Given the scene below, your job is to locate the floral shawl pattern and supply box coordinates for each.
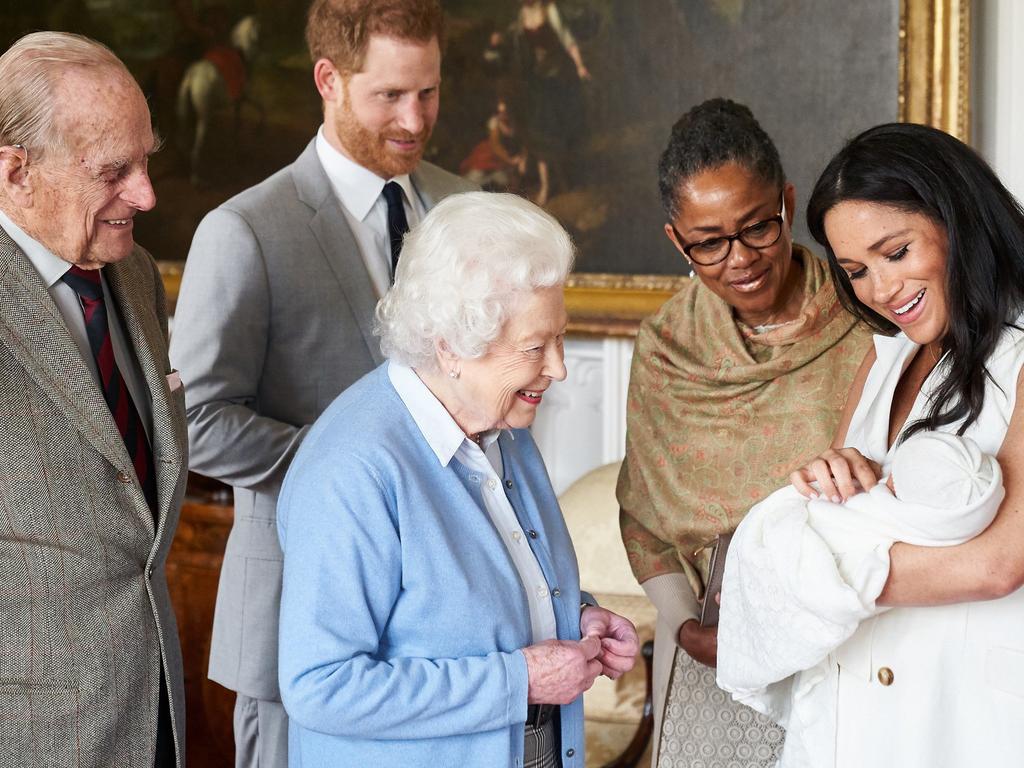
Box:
[617,246,874,596]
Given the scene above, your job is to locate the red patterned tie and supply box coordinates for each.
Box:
[61,265,158,517]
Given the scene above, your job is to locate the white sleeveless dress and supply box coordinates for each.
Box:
[823,326,1024,767]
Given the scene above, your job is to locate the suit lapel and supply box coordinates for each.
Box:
[410,163,445,211]
[105,252,186,533]
[0,229,132,480]
[293,142,385,366]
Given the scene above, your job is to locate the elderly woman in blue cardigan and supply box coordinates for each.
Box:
[276,191,639,768]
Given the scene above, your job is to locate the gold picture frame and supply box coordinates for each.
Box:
[566,0,971,337]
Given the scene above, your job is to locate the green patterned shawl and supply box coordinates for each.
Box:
[617,246,874,597]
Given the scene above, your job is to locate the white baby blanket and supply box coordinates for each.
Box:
[716,467,1004,767]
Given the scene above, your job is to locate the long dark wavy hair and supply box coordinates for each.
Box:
[807,122,1024,441]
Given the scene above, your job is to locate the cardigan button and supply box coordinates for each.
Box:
[527,529,538,539]
[116,471,132,484]
[551,588,561,597]
[505,479,513,488]
[565,748,575,758]
[877,667,895,686]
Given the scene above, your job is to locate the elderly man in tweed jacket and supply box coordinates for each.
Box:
[0,32,188,768]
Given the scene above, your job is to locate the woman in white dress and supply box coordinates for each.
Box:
[789,122,1024,767]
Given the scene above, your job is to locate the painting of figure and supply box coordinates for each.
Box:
[496,1,591,206]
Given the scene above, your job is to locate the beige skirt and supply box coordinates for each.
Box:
[657,647,785,767]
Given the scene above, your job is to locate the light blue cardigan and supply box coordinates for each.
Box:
[277,364,587,768]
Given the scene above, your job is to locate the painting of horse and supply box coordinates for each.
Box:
[176,14,262,186]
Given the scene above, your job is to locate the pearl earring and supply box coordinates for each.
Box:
[449,370,459,379]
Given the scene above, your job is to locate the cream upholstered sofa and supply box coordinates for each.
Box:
[560,462,656,768]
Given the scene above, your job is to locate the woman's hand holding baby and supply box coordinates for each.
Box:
[790,447,882,502]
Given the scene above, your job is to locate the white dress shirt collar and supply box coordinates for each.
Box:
[388,361,501,467]
[315,126,417,221]
[0,207,72,287]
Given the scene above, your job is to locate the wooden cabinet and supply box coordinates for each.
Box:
[165,476,236,767]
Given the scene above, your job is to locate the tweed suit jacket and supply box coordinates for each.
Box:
[0,227,189,768]
[169,140,476,700]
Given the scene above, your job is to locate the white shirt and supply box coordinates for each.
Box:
[315,126,426,298]
[0,208,152,440]
[388,361,558,642]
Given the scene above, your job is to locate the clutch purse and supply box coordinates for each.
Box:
[698,531,732,628]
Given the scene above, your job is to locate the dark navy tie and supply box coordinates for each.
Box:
[62,265,158,517]
[382,181,409,280]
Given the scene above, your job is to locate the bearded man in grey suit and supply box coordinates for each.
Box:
[169,1,475,765]
[0,32,188,768]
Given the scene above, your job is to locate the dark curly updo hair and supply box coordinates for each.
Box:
[658,98,785,221]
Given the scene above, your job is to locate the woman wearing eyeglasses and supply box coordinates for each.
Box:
[616,99,873,767]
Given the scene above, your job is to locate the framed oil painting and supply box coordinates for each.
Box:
[1,0,969,332]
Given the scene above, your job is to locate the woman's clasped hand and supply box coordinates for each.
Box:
[522,636,602,706]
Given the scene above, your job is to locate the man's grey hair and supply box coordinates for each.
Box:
[0,31,130,161]
[375,191,575,371]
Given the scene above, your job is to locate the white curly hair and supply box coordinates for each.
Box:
[375,191,575,371]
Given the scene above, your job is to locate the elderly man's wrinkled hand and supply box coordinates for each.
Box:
[579,605,640,679]
[522,636,603,705]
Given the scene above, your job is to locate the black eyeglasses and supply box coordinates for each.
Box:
[671,194,786,267]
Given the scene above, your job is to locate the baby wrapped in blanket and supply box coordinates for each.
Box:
[716,431,1003,768]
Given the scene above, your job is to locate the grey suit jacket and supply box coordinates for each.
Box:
[0,229,189,767]
[169,141,475,699]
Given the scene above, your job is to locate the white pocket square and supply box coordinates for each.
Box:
[166,370,183,392]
